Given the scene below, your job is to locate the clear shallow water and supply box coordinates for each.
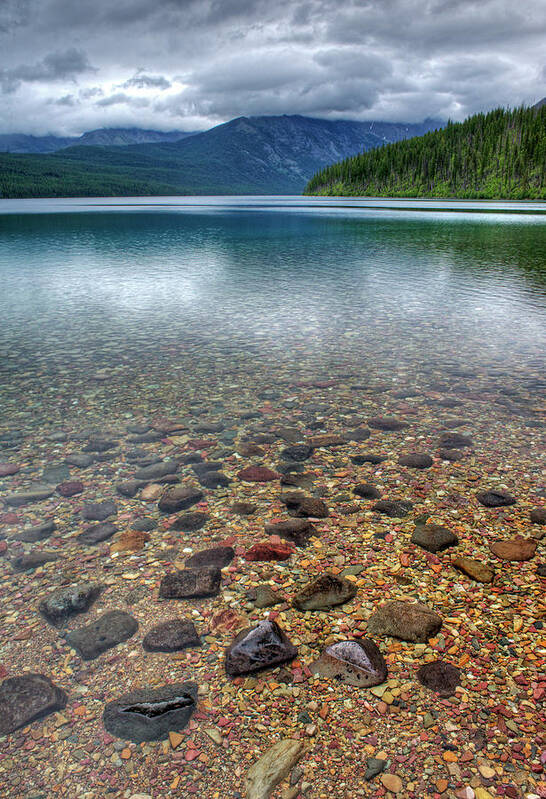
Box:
[0,196,545,425]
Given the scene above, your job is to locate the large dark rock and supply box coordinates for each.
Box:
[66,610,138,660]
[530,507,546,525]
[439,432,473,448]
[280,445,314,461]
[225,620,297,676]
[231,501,257,516]
[158,485,203,513]
[353,483,381,500]
[11,551,59,571]
[57,480,84,497]
[116,480,145,498]
[185,546,235,569]
[476,490,516,508]
[170,511,209,532]
[196,471,230,489]
[264,519,317,546]
[103,682,197,743]
[12,520,56,543]
[159,567,221,599]
[310,639,387,687]
[142,619,200,652]
[398,453,433,469]
[39,582,103,626]
[83,438,118,453]
[237,466,279,482]
[286,495,329,518]
[411,523,458,553]
[4,486,55,507]
[81,501,117,521]
[0,674,67,735]
[368,416,408,431]
[344,427,371,442]
[134,461,178,481]
[368,600,442,643]
[417,660,461,696]
[77,522,117,545]
[293,573,357,611]
[372,499,413,518]
[351,454,387,465]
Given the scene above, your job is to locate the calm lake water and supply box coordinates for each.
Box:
[1,197,545,425]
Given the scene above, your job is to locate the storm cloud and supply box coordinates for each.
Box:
[0,0,543,134]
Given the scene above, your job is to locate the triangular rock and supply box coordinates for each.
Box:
[225,620,297,676]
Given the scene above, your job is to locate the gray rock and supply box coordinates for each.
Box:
[365,758,387,781]
[41,463,70,484]
[159,567,221,598]
[4,486,55,507]
[372,499,413,518]
[225,620,297,676]
[280,445,314,461]
[293,573,357,611]
[64,453,94,469]
[66,610,138,660]
[81,501,117,521]
[39,582,103,626]
[196,471,230,489]
[417,660,461,696]
[102,682,197,743]
[264,519,317,546]
[170,512,209,532]
[11,551,59,571]
[131,518,156,532]
[142,619,200,652]
[439,432,473,448]
[353,483,381,500]
[253,584,283,608]
[116,480,145,498]
[185,546,234,569]
[398,453,433,469]
[82,438,118,453]
[77,522,117,545]
[12,520,56,543]
[368,600,442,643]
[0,674,67,735]
[310,638,387,687]
[158,485,203,514]
[411,523,458,553]
[134,461,178,481]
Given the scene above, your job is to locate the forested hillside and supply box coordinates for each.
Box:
[305,106,546,199]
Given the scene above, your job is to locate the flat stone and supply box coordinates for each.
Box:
[39,582,103,627]
[344,427,371,442]
[231,501,257,516]
[452,555,494,583]
[245,738,307,799]
[159,567,221,598]
[4,486,55,507]
[264,519,317,546]
[372,499,413,517]
[280,445,314,461]
[66,610,138,660]
[369,416,408,431]
[530,507,546,525]
[237,466,279,482]
[12,520,56,543]
[185,546,235,569]
[0,463,20,477]
[0,674,68,735]
[11,550,59,571]
[64,453,94,468]
[293,573,357,611]
[225,620,297,676]
[253,584,283,608]
[142,619,200,652]
[351,454,387,465]
[82,438,118,452]
[310,638,387,687]
[81,501,117,521]
[439,433,473,448]
[158,485,203,513]
[57,480,84,497]
[78,522,117,545]
[103,682,197,743]
[380,774,403,794]
[477,490,516,507]
[116,480,145,498]
[398,453,433,469]
[134,461,178,481]
[110,530,150,554]
[286,496,329,518]
[131,518,156,532]
[244,542,294,561]
[196,470,230,488]
[368,600,442,642]
[438,448,464,461]
[41,463,71,483]
[411,522,458,553]
[417,660,461,696]
[353,483,381,499]
[169,511,209,532]
[489,538,537,561]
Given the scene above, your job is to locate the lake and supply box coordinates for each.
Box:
[0,197,544,798]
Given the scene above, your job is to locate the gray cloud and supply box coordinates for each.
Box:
[0,0,544,134]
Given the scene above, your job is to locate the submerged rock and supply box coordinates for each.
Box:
[489,538,537,561]
[225,620,297,676]
[237,466,279,482]
[369,416,408,431]
[159,567,221,598]
[81,501,117,521]
[353,483,381,500]
[439,432,473,448]
[452,555,494,583]
[253,584,283,608]
[158,485,203,513]
[411,522,458,553]
[244,542,294,561]
[39,582,103,626]
[530,507,546,525]
[264,519,317,546]
[4,486,55,507]
[477,490,516,507]
[286,495,329,518]
[245,738,308,799]
[280,445,314,461]
[368,600,442,642]
[142,619,200,652]
[66,610,138,660]
[12,519,56,543]
[293,573,357,611]
[351,454,387,465]
[372,499,413,518]
[231,501,257,516]
[417,660,461,696]
[310,638,387,687]
[170,511,209,531]
[134,461,178,481]
[0,674,68,735]
[11,550,59,571]
[103,682,197,743]
[185,546,235,569]
[78,522,117,545]
[398,453,433,469]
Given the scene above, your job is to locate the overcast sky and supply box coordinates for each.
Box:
[0,0,544,135]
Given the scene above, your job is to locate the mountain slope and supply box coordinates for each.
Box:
[50,114,442,195]
[305,105,546,200]
[0,127,195,154]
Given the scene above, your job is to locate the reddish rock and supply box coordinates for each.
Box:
[237,466,279,482]
[110,530,150,554]
[0,464,20,477]
[489,538,537,561]
[0,541,8,555]
[57,481,84,497]
[244,542,294,561]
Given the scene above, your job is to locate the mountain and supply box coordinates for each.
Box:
[0,127,196,154]
[533,98,546,110]
[18,114,441,196]
[305,105,546,200]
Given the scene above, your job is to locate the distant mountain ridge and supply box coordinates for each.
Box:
[0,127,196,154]
[0,113,443,197]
